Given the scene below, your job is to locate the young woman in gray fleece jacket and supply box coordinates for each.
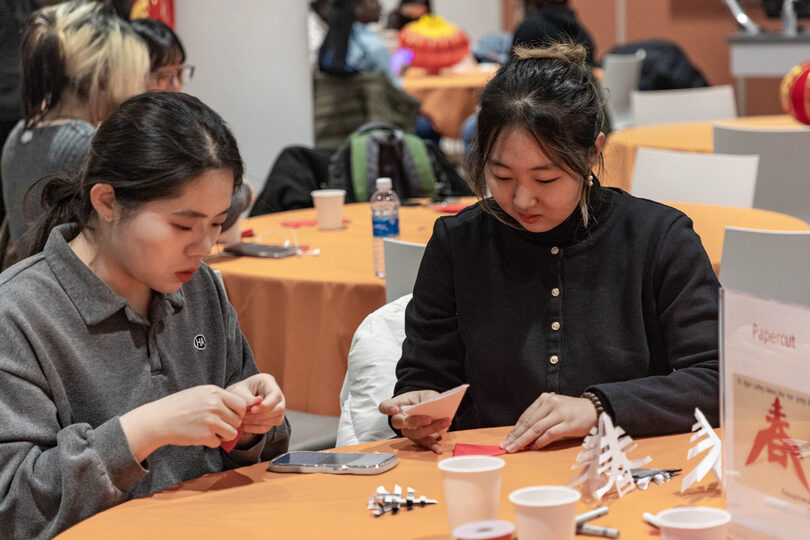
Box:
[0,91,290,539]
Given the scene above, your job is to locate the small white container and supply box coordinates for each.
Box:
[655,506,731,540]
[437,456,505,533]
[508,485,581,540]
[310,189,346,230]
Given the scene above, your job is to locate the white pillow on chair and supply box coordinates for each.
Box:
[336,294,412,446]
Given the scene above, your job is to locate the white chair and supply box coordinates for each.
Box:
[336,294,411,446]
[383,238,426,303]
[630,147,758,206]
[601,50,645,130]
[713,125,810,223]
[720,227,810,307]
[631,85,737,127]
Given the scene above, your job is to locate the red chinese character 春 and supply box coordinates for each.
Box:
[745,397,809,491]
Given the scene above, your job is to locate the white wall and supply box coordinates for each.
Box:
[433,0,502,44]
[175,0,313,189]
[381,0,503,44]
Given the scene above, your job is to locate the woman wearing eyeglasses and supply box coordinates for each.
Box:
[131,18,195,92]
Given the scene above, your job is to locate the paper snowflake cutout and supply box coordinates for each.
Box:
[569,413,652,499]
[681,408,722,492]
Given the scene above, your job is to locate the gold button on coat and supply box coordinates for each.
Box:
[551,321,560,331]
[549,355,559,364]
[551,246,560,255]
[551,287,560,297]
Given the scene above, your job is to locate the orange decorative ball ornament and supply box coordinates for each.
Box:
[398,15,470,74]
[780,61,810,125]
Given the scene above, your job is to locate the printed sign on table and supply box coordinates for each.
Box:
[721,289,810,539]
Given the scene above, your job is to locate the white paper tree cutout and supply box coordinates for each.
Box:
[681,407,722,492]
[569,413,652,499]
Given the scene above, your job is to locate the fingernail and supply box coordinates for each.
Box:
[499,441,509,449]
[505,444,517,453]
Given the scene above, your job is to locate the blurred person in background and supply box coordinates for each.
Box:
[319,0,390,81]
[0,0,42,244]
[132,17,193,92]
[513,0,595,66]
[1,0,149,252]
[385,0,431,31]
[309,0,332,70]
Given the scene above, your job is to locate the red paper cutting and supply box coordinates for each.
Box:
[433,203,472,214]
[453,443,507,457]
[221,397,263,453]
[281,218,351,228]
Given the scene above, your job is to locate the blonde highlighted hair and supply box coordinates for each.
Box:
[21,1,149,128]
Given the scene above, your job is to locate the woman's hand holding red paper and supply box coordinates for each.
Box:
[379,390,451,454]
[121,385,252,462]
[120,375,286,461]
[499,392,598,453]
[227,373,287,446]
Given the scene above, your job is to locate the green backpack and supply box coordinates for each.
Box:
[328,123,439,202]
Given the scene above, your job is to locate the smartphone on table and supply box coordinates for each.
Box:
[223,243,297,258]
[267,451,398,475]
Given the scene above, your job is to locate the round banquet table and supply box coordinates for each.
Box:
[602,114,808,193]
[56,427,725,540]
[206,201,809,417]
[402,66,496,139]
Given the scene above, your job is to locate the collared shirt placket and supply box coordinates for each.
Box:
[546,245,563,392]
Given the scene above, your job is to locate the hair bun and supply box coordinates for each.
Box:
[513,42,588,67]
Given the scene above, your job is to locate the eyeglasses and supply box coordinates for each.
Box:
[150,64,195,88]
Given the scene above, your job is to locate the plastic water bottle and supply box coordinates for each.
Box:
[371,177,400,278]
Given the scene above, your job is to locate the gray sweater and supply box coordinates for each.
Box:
[1,120,94,243]
[0,225,290,539]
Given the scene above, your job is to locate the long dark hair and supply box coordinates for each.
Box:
[20,91,244,259]
[318,0,359,75]
[466,43,606,225]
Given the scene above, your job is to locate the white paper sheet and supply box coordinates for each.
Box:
[401,384,469,419]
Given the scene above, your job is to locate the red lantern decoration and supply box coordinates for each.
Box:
[398,15,470,74]
[130,0,175,28]
[780,60,810,125]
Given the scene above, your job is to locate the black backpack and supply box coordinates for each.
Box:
[608,40,709,90]
[328,123,469,202]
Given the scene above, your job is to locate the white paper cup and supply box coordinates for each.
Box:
[508,485,580,540]
[438,456,505,532]
[310,189,345,230]
[656,507,731,540]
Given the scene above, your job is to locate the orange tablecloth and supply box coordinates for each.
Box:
[602,115,806,192]
[57,427,724,539]
[208,202,808,417]
[402,66,495,138]
[668,202,810,275]
[207,203,449,416]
